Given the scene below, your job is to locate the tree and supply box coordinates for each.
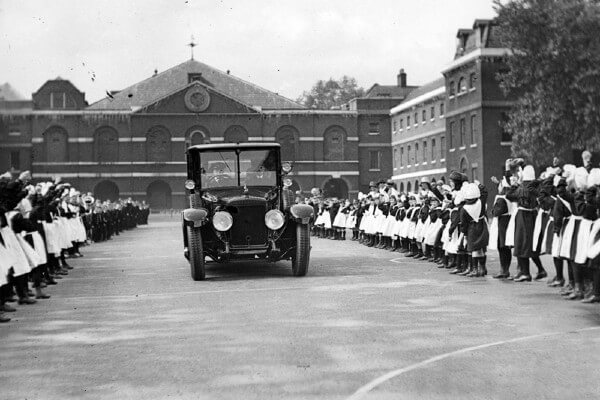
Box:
[296,76,365,109]
[494,0,600,165]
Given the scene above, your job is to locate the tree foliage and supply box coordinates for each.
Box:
[296,76,365,109]
[494,0,600,164]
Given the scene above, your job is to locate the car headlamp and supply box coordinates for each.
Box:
[212,211,233,232]
[265,209,285,230]
[184,180,195,190]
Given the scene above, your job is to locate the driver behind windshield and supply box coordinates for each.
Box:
[203,161,234,188]
[244,156,276,186]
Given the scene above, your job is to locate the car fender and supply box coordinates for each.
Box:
[289,204,314,224]
[182,208,208,227]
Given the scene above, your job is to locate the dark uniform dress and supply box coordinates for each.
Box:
[506,181,539,259]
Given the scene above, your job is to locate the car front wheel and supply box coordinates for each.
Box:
[292,223,310,277]
[187,226,206,281]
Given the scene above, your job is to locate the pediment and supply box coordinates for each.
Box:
[135,82,260,114]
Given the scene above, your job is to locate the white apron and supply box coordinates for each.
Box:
[1,226,32,277]
[42,221,62,255]
[587,219,600,260]
[504,201,519,247]
[574,218,593,264]
[16,234,43,268]
[559,216,577,260]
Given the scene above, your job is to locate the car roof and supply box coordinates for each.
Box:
[187,143,281,152]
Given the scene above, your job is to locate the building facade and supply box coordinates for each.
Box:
[442,19,513,197]
[0,61,412,208]
[390,78,446,192]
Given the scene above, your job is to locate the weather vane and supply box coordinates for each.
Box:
[188,35,197,60]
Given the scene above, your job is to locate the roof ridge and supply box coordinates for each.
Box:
[190,59,305,109]
[86,59,193,108]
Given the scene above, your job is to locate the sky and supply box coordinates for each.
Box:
[0,0,496,104]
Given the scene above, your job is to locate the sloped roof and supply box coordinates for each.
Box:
[88,59,305,111]
[401,77,445,103]
[364,83,417,99]
[0,83,25,101]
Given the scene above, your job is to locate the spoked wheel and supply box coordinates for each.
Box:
[187,226,206,281]
[292,223,311,277]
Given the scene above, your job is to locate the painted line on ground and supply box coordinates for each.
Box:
[345,326,600,400]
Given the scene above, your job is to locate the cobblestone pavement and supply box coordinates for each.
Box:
[1,215,599,400]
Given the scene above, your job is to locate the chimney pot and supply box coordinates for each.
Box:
[397,69,407,87]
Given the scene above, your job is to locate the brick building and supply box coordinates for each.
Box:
[0,60,411,208]
[442,19,513,196]
[390,77,446,192]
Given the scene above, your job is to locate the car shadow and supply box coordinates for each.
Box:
[202,259,300,281]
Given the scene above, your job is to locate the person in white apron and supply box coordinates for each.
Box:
[460,183,490,277]
[436,193,452,268]
[333,199,350,240]
[488,178,514,278]
[546,177,570,288]
[446,171,469,275]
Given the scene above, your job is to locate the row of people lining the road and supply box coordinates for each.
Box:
[306,151,600,303]
[0,171,150,323]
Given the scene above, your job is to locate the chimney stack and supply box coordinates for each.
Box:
[398,69,407,87]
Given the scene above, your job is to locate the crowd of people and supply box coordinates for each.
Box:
[0,171,150,323]
[306,151,600,304]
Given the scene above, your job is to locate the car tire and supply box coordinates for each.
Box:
[292,223,310,277]
[187,225,206,281]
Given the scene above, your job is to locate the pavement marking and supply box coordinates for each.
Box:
[345,325,600,400]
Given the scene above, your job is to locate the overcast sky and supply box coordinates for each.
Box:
[0,0,496,103]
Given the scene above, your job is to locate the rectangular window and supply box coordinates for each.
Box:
[422,110,426,123]
[10,151,20,170]
[400,119,403,129]
[460,118,466,146]
[431,138,436,160]
[501,112,512,142]
[470,114,476,144]
[50,92,66,109]
[368,122,380,135]
[423,141,427,162]
[440,136,446,155]
[393,120,397,134]
[449,82,455,96]
[430,106,435,120]
[393,148,398,169]
[415,142,419,164]
[472,167,478,181]
[407,116,411,128]
[407,145,411,164]
[449,121,455,148]
[414,112,418,125]
[400,147,404,166]
[369,150,381,170]
[440,102,445,116]
[469,72,476,89]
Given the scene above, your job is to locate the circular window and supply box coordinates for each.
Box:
[184,86,211,112]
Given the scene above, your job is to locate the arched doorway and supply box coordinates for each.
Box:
[146,180,172,209]
[146,126,171,162]
[43,126,68,162]
[94,180,119,202]
[275,125,299,162]
[95,126,119,162]
[323,125,346,161]
[322,178,348,199]
[224,125,248,143]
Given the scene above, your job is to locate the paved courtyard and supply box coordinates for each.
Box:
[1,215,599,400]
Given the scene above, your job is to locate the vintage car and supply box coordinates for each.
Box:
[181,143,314,280]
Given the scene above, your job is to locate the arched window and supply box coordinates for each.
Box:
[43,126,68,162]
[186,125,211,148]
[224,125,248,143]
[95,126,119,163]
[414,180,419,192]
[275,125,299,162]
[460,157,469,175]
[146,126,171,162]
[323,126,347,161]
[399,182,404,193]
[407,182,412,193]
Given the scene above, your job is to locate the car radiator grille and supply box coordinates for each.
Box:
[230,205,268,247]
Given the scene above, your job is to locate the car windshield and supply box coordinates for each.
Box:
[200,149,278,188]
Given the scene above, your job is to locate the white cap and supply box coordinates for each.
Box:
[574,167,589,190]
[588,168,600,187]
[522,165,536,181]
[463,182,481,200]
